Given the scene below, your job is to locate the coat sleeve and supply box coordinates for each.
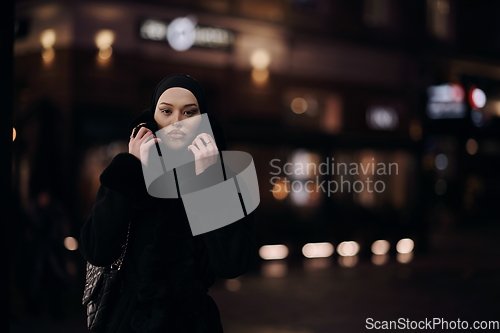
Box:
[194,161,259,280]
[201,211,258,279]
[79,152,152,266]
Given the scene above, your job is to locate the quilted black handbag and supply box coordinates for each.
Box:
[82,221,131,332]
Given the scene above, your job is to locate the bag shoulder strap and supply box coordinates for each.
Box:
[111,220,131,270]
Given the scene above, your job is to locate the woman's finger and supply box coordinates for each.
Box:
[187,145,199,156]
[200,133,217,151]
[131,123,146,137]
[141,137,159,150]
[193,137,207,153]
[195,133,217,150]
[140,131,155,143]
[135,126,151,140]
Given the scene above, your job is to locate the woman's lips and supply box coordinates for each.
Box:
[169,133,185,139]
[168,130,186,139]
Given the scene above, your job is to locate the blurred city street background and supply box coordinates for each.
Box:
[9,0,500,332]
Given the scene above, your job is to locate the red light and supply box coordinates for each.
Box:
[469,85,486,109]
[450,83,465,103]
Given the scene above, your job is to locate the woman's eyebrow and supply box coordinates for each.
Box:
[159,102,198,107]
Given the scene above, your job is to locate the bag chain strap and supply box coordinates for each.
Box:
[111,221,131,270]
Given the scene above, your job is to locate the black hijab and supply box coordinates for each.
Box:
[127,74,227,151]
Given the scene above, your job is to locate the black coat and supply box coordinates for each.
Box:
[79,146,258,332]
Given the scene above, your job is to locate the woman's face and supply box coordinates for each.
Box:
[154,87,202,150]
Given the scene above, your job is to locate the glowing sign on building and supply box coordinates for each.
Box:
[426,83,466,119]
[139,17,235,51]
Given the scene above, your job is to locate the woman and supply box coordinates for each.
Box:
[79,74,257,333]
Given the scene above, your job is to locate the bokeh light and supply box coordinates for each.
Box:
[434,154,448,170]
[466,138,478,155]
[95,30,115,49]
[272,177,289,200]
[338,255,358,268]
[291,97,308,114]
[303,257,331,270]
[371,240,390,255]
[396,238,414,254]
[302,242,334,258]
[372,254,389,266]
[250,49,271,70]
[259,244,289,260]
[337,241,360,257]
[64,237,78,251]
[40,29,56,48]
[397,252,413,264]
[261,261,287,278]
[99,45,113,60]
[470,87,486,109]
[251,68,269,85]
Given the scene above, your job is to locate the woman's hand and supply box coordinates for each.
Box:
[129,123,161,167]
[187,133,218,175]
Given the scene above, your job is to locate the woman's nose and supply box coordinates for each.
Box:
[171,113,182,126]
[172,118,183,127]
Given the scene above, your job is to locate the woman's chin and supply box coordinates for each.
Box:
[163,141,188,152]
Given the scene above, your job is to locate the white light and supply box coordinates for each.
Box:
[259,244,289,260]
[366,106,399,130]
[250,49,271,70]
[140,20,168,41]
[434,154,448,170]
[471,88,486,109]
[167,16,197,51]
[371,240,390,255]
[40,29,56,48]
[95,30,115,48]
[195,27,230,46]
[396,238,414,254]
[290,184,309,206]
[337,241,360,257]
[64,237,78,251]
[302,242,334,258]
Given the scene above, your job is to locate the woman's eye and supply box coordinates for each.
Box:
[160,109,171,114]
[185,110,197,116]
